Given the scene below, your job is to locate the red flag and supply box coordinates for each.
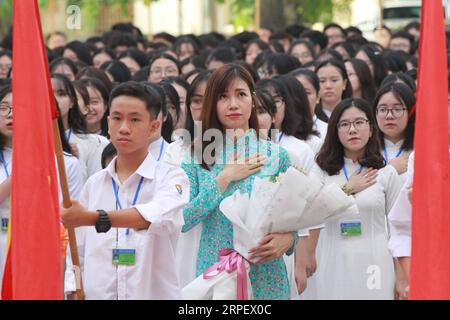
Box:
[410,0,450,299]
[2,0,62,299]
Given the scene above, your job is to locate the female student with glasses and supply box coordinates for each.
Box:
[373,83,416,181]
[299,98,402,300]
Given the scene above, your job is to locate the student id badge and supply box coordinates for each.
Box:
[112,249,136,266]
[340,220,362,237]
[1,217,8,233]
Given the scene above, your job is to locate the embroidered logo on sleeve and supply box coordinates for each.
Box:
[175,184,183,195]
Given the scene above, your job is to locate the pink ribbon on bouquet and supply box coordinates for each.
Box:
[203,249,249,300]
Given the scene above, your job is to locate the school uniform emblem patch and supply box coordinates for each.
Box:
[175,184,183,195]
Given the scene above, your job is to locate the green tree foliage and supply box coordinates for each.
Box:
[0,0,12,36]
[221,0,353,31]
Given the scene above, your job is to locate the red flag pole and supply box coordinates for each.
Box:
[52,120,85,300]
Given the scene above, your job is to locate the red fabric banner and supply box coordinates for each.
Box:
[410,0,450,300]
[2,0,62,299]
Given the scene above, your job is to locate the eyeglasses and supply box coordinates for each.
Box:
[376,106,407,118]
[150,67,178,76]
[0,103,12,117]
[337,118,369,132]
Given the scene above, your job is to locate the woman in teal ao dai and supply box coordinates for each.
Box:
[181,64,297,300]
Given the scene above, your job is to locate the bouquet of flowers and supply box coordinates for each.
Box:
[182,167,358,300]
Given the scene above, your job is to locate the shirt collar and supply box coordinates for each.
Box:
[343,157,360,166]
[384,138,404,148]
[148,137,167,160]
[106,152,157,183]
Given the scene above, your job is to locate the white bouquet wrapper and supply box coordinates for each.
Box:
[182,167,358,300]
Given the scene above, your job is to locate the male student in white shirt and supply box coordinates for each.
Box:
[61,81,190,300]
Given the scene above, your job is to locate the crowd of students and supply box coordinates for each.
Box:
[0,20,449,300]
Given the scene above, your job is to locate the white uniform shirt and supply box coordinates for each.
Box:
[148,137,169,162]
[304,160,402,299]
[275,133,315,174]
[305,134,324,155]
[313,115,328,140]
[59,152,85,201]
[163,139,188,167]
[382,138,412,184]
[388,152,414,257]
[162,139,203,287]
[66,131,109,178]
[275,134,315,300]
[64,152,190,300]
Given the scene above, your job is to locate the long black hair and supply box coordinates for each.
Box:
[184,70,212,144]
[273,75,319,139]
[51,74,88,135]
[159,80,180,140]
[100,60,131,83]
[80,77,110,137]
[315,59,353,122]
[346,58,377,104]
[357,44,388,89]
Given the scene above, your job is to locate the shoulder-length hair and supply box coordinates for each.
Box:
[373,82,416,151]
[347,58,377,104]
[196,63,260,170]
[314,58,353,122]
[316,98,385,176]
[51,74,88,135]
[357,44,388,89]
[290,68,320,94]
[80,77,110,137]
[184,70,212,143]
[272,75,319,139]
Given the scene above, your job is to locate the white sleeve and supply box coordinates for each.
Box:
[64,183,89,294]
[134,167,190,236]
[64,155,86,200]
[388,157,414,258]
[297,163,327,234]
[297,142,315,174]
[387,185,412,257]
[405,152,414,187]
[86,136,109,178]
[384,165,403,214]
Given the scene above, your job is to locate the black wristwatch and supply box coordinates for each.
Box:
[95,210,112,233]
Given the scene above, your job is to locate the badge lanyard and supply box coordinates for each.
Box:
[341,163,363,236]
[0,151,9,178]
[66,128,72,142]
[343,163,363,181]
[156,139,164,161]
[112,176,144,236]
[383,146,403,163]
